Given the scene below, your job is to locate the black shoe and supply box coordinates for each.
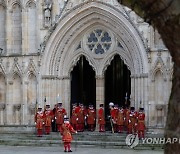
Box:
[68,150,72,152]
[64,150,67,152]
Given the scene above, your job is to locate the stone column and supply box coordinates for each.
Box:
[22,81,28,125]
[6,9,12,54]
[130,75,135,107]
[134,76,138,109]
[62,76,71,116]
[22,9,28,54]
[6,81,13,124]
[95,75,105,131]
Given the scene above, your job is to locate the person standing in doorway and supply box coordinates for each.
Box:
[87,105,96,131]
[98,104,106,132]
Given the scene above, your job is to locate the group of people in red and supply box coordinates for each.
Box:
[35,103,67,137]
[35,101,145,152]
[108,102,145,139]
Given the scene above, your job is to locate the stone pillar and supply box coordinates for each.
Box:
[143,76,149,126]
[22,81,28,125]
[95,75,104,131]
[6,9,12,54]
[62,76,71,116]
[6,81,13,124]
[134,76,138,109]
[22,9,27,54]
[130,75,135,107]
[96,75,104,110]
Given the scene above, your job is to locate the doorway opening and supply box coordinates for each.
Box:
[105,54,131,129]
[70,56,96,113]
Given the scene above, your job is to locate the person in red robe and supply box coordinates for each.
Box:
[128,107,137,134]
[87,105,96,131]
[116,106,124,133]
[43,104,54,134]
[76,103,85,132]
[110,104,118,132]
[137,108,145,138]
[98,104,106,132]
[55,103,67,132]
[60,117,77,152]
[35,107,44,137]
[71,103,77,130]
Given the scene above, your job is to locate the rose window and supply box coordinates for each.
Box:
[87,29,112,54]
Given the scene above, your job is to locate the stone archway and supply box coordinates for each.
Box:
[41,1,149,116]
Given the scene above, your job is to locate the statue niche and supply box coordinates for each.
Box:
[43,0,52,28]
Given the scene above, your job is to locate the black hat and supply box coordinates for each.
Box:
[80,103,84,106]
[119,106,123,109]
[58,103,62,106]
[139,107,144,111]
[64,117,69,121]
[100,104,104,107]
[38,107,42,110]
[46,104,50,108]
[130,107,135,111]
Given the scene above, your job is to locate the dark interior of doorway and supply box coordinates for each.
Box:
[70,56,96,114]
[105,54,131,130]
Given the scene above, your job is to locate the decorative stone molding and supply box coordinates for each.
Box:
[150,56,167,82]
[62,76,70,80]
[95,75,104,80]
[13,104,21,111]
[41,2,149,78]
[42,75,57,79]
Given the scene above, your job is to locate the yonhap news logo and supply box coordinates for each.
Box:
[125,134,139,148]
[125,134,180,148]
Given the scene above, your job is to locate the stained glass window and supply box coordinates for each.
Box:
[87,29,112,54]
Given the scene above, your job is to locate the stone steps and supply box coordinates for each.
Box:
[0,132,164,150]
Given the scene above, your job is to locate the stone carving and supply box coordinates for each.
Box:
[0,104,5,110]
[43,0,52,28]
[13,104,21,111]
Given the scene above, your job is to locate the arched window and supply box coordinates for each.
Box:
[12,73,22,124]
[0,5,6,54]
[27,2,37,53]
[27,73,37,105]
[27,73,37,125]
[12,4,22,54]
[13,73,22,105]
[87,29,112,54]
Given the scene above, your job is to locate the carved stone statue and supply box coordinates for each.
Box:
[44,0,52,28]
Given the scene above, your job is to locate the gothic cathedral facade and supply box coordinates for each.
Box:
[0,0,173,132]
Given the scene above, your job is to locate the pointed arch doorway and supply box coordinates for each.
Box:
[105,55,131,117]
[70,56,96,111]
